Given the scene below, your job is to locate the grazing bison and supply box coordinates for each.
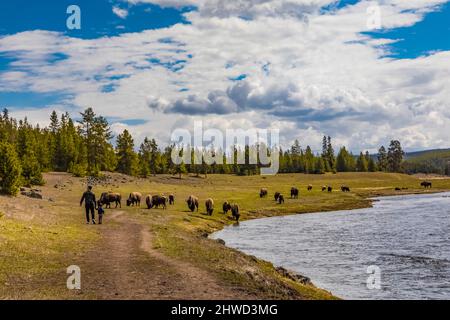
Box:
[230,204,240,222]
[223,201,230,214]
[341,186,351,192]
[307,185,313,191]
[278,194,285,204]
[169,194,175,205]
[395,187,401,191]
[274,192,281,201]
[421,181,432,188]
[127,192,142,207]
[291,187,299,199]
[145,195,153,209]
[322,186,327,192]
[327,186,333,193]
[260,188,268,198]
[187,195,199,212]
[205,198,214,216]
[100,192,121,209]
[152,195,167,209]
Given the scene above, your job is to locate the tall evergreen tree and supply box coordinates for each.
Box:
[116,129,138,176]
[387,140,404,172]
[377,146,388,172]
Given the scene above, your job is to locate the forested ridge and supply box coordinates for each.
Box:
[1,107,407,195]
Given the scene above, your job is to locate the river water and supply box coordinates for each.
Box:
[212,192,450,300]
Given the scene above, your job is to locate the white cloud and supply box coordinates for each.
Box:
[112,7,129,19]
[1,0,450,152]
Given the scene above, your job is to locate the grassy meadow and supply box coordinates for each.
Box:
[1,171,450,299]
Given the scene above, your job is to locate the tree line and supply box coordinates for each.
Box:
[0,108,406,195]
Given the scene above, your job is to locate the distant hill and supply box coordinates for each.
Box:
[405,148,450,161]
[402,148,450,175]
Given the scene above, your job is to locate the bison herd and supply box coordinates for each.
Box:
[97,181,432,224]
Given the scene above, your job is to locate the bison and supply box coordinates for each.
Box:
[341,185,350,192]
[223,201,230,214]
[145,195,153,209]
[328,186,333,193]
[100,192,121,209]
[187,195,199,212]
[127,192,142,207]
[291,187,299,199]
[169,194,175,205]
[152,195,167,209]
[278,194,285,204]
[230,204,240,222]
[205,198,214,216]
[260,188,268,198]
[274,192,281,201]
[421,181,432,188]
[322,186,327,192]
[307,185,313,191]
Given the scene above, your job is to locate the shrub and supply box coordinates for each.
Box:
[0,142,22,196]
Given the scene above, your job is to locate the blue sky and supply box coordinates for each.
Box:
[0,0,192,39]
[0,0,449,152]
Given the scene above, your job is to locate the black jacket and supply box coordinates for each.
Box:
[80,191,96,207]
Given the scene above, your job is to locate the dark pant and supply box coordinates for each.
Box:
[85,204,95,223]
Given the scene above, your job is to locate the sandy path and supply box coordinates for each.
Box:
[78,211,240,300]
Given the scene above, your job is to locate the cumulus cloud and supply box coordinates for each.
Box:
[1,0,450,152]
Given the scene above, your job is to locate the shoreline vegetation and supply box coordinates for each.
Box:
[1,172,450,300]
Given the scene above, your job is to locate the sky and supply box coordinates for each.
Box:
[0,0,449,153]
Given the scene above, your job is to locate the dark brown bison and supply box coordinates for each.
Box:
[307,185,313,191]
[278,194,285,204]
[187,195,199,212]
[395,187,401,191]
[205,198,214,216]
[152,195,167,209]
[260,188,268,198]
[169,194,175,205]
[421,181,432,188]
[274,192,281,201]
[327,186,333,193]
[230,204,240,221]
[341,186,350,192]
[145,195,153,209]
[291,187,299,199]
[100,192,121,208]
[223,201,230,214]
[127,192,142,207]
[322,186,327,192]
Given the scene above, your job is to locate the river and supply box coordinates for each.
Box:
[211,192,450,300]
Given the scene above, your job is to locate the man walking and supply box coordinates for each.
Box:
[80,185,97,224]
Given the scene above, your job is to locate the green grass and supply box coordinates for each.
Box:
[2,172,450,300]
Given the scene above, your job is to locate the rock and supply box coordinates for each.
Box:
[20,187,27,192]
[21,190,43,200]
[215,238,226,245]
[276,267,313,286]
[48,198,55,202]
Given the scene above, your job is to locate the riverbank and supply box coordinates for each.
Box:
[212,191,450,299]
[1,172,449,299]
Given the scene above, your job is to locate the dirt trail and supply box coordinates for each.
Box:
[77,210,241,300]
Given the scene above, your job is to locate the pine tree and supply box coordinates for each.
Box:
[116,129,138,176]
[336,147,349,172]
[0,142,22,195]
[356,152,368,172]
[387,140,404,172]
[377,146,388,172]
[368,157,377,172]
[314,156,325,174]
